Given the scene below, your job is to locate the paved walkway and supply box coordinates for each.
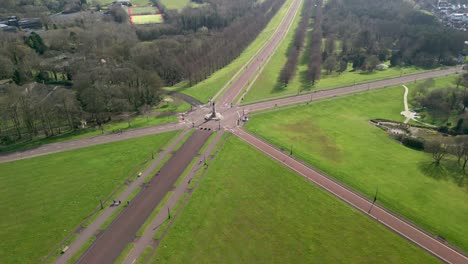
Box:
[243,66,461,113]
[53,130,190,264]
[231,128,468,264]
[76,130,212,264]
[123,131,225,264]
[0,122,188,163]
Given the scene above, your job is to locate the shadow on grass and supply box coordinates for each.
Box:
[418,160,467,187]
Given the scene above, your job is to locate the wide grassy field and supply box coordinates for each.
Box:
[169,0,295,103]
[130,6,158,15]
[245,80,468,251]
[0,131,177,264]
[160,0,196,10]
[151,136,437,263]
[0,114,177,153]
[131,14,164,24]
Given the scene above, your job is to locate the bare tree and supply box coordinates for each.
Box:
[425,139,448,166]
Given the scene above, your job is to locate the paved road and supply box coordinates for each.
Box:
[0,122,188,164]
[231,128,468,264]
[52,130,191,264]
[216,0,302,108]
[242,66,461,113]
[76,130,212,264]
[123,130,225,264]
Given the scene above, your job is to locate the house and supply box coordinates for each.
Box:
[0,23,17,32]
[18,18,42,29]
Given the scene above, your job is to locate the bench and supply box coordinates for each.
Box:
[61,246,69,254]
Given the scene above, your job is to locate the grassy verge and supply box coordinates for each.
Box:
[66,236,96,264]
[0,131,176,264]
[152,193,188,241]
[99,186,142,231]
[150,136,437,263]
[241,0,304,102]
[136,246,153,264]
[136,191,173,237]
[168,0,295,103]
[0,114,178,153]
[114,242,135,264]
[245,80,468,251]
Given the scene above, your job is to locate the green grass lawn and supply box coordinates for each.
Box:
[131,14,164,24]
[245,82,468,251]
[0,114,177,153]
[0,131,177,264]
[130,6,158,15]
[243,31,436,103]
[240,0,305,103]
[159,0,196,10]
[167,0,295,103]
[151,136,438,263]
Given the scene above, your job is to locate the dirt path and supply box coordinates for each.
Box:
[50,129,191,264]
[231,128,468,264]
[0,122,189,164]
[75,130,211,264]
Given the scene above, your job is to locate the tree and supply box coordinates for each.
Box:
[425,139,448,166]
[323,55,338,74]
[25,32,47,55]
[337,59,348,74]
[110,6,129,23]
[364,55,380,72]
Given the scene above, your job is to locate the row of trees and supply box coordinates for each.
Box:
[425,136,468,171]
[305,0,323,85]
[278,0,314,86]
[0,84,81,143]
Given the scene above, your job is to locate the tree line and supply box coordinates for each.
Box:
[0,0,287,145]
[278,0,314,86]
[319,0,468,76]
[305,0,323,85]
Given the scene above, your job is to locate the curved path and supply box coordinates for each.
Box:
[232,128,468,264]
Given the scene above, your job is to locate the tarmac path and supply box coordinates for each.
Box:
[52,129,191,264]
[216,0,302,108]
[241,66,460,113]
[76,130,212,264]
[0,122,188,164]
[231,128,468,264]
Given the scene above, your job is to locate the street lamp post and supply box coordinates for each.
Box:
[368,186,379,214]
[290,145,293,156]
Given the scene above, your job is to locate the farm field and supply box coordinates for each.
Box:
[151,136,438,263]
[0,131,177,264]
[0,114,177,153]
[244,81,468,251]
[169,0,295,103]
[131,14,164,24]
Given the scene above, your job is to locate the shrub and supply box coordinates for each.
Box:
[401,136,424,150]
